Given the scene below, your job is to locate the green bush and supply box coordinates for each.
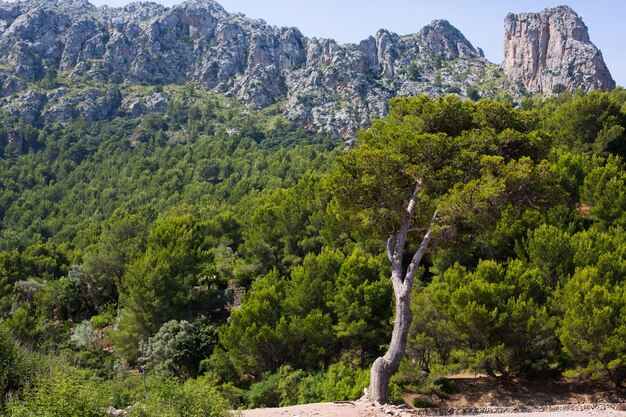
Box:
[0,322,36,408]
[407,62,421,81]
[413,398,437,408]
[6,365,112,417]
[108,375,144,409]
[434,378,458,395]
[466,87,480,102]
[245,372,281,408]
[316,361,369,401]
[244,362,372,408]
[139,318,218,379]
[129,377,227,417]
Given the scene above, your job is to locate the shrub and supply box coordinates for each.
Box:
[407,62,421,81]
[316,361,369,401]
[129,377,226,417]
[434,378,458,395]
[6,365,112,417]
[139,318,217,379]
[245,372,281,409]
[466,87,481,102]
[0,323,36,407]
[413,398,437,408]
[70,320,103,350]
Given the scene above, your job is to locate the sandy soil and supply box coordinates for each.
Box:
[236,400,626,417]
[237,401,362,417]
[235,377,626,417]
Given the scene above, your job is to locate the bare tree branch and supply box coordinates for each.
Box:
[403,210,438,295]
[392,182,421,267]
[386,233,397,264]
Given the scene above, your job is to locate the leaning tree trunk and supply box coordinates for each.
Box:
[368,285,413,403]
[367,183,436,404]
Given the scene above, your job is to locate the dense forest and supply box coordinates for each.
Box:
[1,86,626,416]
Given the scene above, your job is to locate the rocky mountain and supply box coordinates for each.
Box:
[0,0,615,137]
[503,5,615,94]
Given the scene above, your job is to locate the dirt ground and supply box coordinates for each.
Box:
[406,376,624,409]
[236,400,626,417]
[236,377,626,417]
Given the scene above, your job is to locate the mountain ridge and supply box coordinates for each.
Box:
[0,0,614,137]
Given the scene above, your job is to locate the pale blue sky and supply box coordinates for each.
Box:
[90,0,625,87]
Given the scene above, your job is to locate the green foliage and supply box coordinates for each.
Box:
[543,90,626,155]
[245,371,282,408]
[139,318,217,379]
[407,62,421,81]
[329,95,556,252]
[38,68,60,90]
[35,267,94,322]
[580,157,626,228]
[245,361,370,408]
[114,208,228,360]
[4,89,626,406]
[314,361,370,401]
[219,265,336,377]
[329,248,392,362]
[466,87,480,102]
[557,266,626,384]
[0,107,337,250]
[220,246,393,380]
[522,224,574,288]
[0,323,36,409]
[82,209,148,308]
[128,377,227,417]
[433,53,443,70]
[6,365,112,417]
[238,174,330,278]
[413,398,437,408]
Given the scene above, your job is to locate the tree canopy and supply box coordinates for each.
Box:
[2,88,626,413]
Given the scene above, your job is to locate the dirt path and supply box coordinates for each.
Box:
[236,401,626,417]
[237,401,361,417]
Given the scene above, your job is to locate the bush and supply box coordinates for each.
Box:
[0,322,36,407]
[316,361,369,401]
[139,318,217,379]
[407,62,421,81]
[413,398,437,408]
[244,362,372,408]
[70,320,103,350]
[129,377,226,417]
[466,87,481,102]
[5,365,112,417]
[434,378,458,394]
[246,372,281,408]
[108,375,144,409]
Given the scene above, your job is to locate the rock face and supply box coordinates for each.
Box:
[503,5,615,94]
[0,0,614,137]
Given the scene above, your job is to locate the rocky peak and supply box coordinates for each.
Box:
[0,0,614,138]
[503,5,615,94]
[413,19,480,60]
[11,0,95,16]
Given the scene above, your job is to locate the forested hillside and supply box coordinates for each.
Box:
[2,89,626,416]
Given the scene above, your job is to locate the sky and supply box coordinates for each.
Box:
[89,0,626,87]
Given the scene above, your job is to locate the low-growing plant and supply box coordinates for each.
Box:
[412,398,437,408]
[5,364,112,417]
[129,377,227,417]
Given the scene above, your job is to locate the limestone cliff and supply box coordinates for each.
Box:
[503,5,615,94]
[0,0,614,137]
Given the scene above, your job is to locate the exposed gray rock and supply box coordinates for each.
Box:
[0,90,46,123]
[123,91,169,117]
[0,70,28,96]
[503,5,615,94]
[0,0,614,137]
